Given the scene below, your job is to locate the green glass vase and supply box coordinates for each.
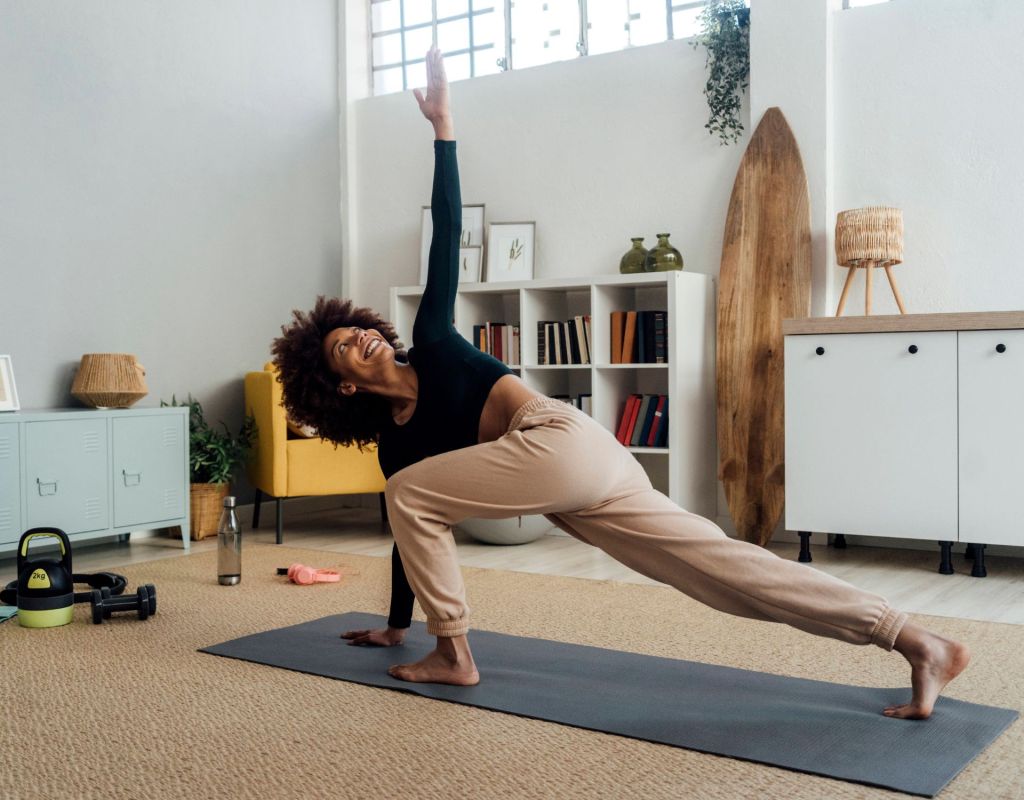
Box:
[645,233,684,272]
[619,237,648,274]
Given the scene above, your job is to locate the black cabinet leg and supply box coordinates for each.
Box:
[253,489,263,529]
[378,492,389,532]
[275,498,283,545]
[969,543,987,578]
[833,534,847,549]
[798,531,812,563]
[964,542,976,561]
[938,541,954,575]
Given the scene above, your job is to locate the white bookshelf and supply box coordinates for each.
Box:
[390,272,716,517]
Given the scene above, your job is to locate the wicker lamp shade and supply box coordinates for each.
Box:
[71,353,148,408]
[834,206,907,316]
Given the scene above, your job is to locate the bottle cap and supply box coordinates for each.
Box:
[223,496,236,508]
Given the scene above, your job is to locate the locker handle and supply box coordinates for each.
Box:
[815,346,825,356]
[996,343,1007,353]
[36,479,58,496]
[122,469,142,487]
[908,345,919,354]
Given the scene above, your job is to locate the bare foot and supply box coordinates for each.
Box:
[388,635,479,686]
[886,622,971,720]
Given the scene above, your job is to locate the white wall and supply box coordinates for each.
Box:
[350,39,749,315]
[0,1,341,446]
[834,0,1024,314]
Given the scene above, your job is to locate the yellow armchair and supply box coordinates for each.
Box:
[245,362,387,543]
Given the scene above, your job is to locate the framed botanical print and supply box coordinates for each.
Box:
[485,222,535,283]
[0,355,20,411]
[459,246,482,283]
[419,204,486,284]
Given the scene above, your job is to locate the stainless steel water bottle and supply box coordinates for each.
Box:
[217,496,242,585]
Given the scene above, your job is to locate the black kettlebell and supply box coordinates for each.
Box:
[15,528,75,629]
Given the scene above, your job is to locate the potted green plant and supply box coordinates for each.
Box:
[161,394,255,540]
[691,0,751,145]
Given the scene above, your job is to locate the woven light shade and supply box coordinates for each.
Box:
[71,353,148,408]
[833,206,907,316]
[835,206,903,268]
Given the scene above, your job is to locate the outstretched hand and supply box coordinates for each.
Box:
[414,46,454,138]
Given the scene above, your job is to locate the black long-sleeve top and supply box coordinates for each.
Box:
[379,140,513,629]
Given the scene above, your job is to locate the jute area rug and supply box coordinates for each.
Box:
[2,543,1021,800]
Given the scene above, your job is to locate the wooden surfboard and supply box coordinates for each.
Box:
[717,107,812,546]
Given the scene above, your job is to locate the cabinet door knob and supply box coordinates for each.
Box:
[815,346,825,356]
[908,345,919,354]
[996,343,1007,353]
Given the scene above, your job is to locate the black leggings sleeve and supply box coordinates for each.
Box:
[387,543,415,630]
[412,140,461,346]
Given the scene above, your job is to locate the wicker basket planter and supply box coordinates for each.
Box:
[168,483,229,541]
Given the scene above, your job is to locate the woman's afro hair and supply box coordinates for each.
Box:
[271,296,405,448]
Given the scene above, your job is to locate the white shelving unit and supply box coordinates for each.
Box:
[391,272,716,517]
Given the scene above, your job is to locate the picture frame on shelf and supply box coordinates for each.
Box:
[419,203,486,284]
[459,246,482,284]
[485,221,535,283]
[0,355,20,411]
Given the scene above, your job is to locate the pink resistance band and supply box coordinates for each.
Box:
[286,563,342,585]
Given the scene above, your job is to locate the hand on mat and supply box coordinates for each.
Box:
[413,46,450,126]
[341,627,406,647]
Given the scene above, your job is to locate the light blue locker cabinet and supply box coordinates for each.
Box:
[26,418,110,534]
[0,423,21,544]
[113,415,186,527]
[0,407,190,553]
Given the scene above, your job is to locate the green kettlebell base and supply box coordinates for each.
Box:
[18,606,74,628]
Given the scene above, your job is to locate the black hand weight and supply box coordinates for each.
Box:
[90,584,157,624]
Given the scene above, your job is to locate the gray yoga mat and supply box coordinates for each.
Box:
[201,612,1017,797]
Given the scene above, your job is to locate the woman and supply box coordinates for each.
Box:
[272,47,968,719]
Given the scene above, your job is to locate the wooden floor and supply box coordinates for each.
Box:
[5,504,1024,625]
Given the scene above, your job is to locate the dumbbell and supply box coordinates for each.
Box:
[90,584,157,624]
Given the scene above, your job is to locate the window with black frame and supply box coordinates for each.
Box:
[369,1,733,96]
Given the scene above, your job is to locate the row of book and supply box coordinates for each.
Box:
[537,316,592,365]
[472,323,521,366]
[610,310,668,364]
[616,393,669,448]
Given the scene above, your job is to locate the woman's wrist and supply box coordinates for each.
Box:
[432,116,455,141]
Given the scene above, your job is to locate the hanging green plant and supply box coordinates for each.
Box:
[691,0,751,145]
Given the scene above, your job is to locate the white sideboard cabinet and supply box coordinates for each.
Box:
[0,406,190,552]
[784,312,1024,577]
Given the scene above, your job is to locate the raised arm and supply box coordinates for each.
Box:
[412,47,461,346]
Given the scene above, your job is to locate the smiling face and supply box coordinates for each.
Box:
[323,326,394,396]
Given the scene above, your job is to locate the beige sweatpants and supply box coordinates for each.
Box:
[385,397,907,649]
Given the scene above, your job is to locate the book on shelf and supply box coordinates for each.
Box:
[610,311,625,364]
[656,398,668,447]
[578,393,592,416]
[638,394,661,446]
[609,310,668,364]
[654,311,667,363]
[646,395,667,446]
[621,311,638,364]
[616,393,642,443]
[573,315,591,364]
[630,395,654,446]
